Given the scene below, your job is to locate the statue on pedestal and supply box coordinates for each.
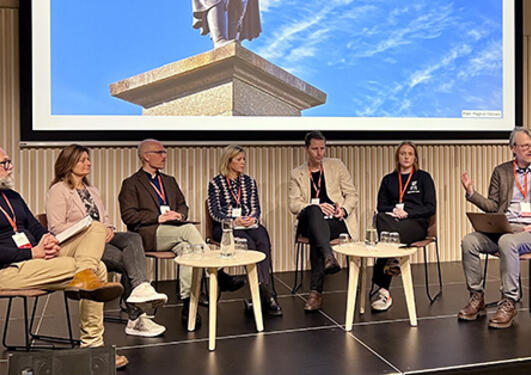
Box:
[192,0,261,49]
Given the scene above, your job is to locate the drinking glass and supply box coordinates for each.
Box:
[179,243,192,258]
[192,244,205,258]
[389,232,401,246]
[380,231,390,244]
[365,228,378,246]
[339,233,350,244]
[235,238,248,252]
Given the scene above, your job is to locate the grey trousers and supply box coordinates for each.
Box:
[156,224,207,299]
[102,231,148,320]
[461,231,531,301]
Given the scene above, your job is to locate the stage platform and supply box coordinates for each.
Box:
[1,260,531,375]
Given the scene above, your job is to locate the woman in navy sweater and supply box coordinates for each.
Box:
[208,145,282,316]
[371,141,436,311]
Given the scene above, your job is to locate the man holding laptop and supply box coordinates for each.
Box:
[459,127,531,328]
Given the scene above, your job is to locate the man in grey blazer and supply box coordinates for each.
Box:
[459,127,531,329]
[289,131,358,311]
[119,139,243,328]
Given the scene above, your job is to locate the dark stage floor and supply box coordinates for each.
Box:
[2,260,531,375]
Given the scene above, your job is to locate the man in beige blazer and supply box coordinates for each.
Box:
[459,127,531,329]
[289,131,358,311]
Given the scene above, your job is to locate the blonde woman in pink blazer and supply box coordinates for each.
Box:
[46,144,168,338]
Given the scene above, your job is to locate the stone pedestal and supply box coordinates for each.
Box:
[109,42,326,116]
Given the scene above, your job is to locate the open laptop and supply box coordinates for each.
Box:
[466,212,514,234]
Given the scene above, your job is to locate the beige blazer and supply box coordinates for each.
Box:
[288,157,359,240]
[46,181,113,235]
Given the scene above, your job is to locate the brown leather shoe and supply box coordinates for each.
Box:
[489,297,517,329]
[324,254,340,275]
[304,290,322,311]
[458,291,485,320]
[116,354,129,369]
[65,269,123,302]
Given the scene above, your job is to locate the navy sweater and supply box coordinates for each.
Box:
[207,174,261,222]
[377,169,436,219]
[0,190,47,266]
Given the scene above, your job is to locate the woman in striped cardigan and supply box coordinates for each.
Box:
[208,145,282,316]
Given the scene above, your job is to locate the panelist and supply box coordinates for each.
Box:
[288,131,358,311]
[0,147,128,369]
[207,145,282,316]
[118,139,244,328]
[459,127,531,328]
[46,144,168,338]
[371,141,436,311]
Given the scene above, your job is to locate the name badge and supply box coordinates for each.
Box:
[311,198,320,205]
[521,202,531,216]
[232,207,242,217]
[160,205,170,214]
[395,203,405,210]
[12,232,31,249]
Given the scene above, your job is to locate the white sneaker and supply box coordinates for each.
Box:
[125,313,166,337]
[126,282,168,308]
[371,288,392,311]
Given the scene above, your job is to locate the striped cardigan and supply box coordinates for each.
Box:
[207,173,261,223]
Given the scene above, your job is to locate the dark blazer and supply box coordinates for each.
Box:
[118,169,189,250]
[467,160,514,214]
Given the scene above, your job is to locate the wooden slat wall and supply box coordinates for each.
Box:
[1,5,530,280]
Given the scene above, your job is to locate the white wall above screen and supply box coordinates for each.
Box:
[31,0,515,132]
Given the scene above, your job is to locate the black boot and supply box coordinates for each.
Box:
[244,284,283,316]
[218,269,245,292]
[181,298,201,331]
[260,284,283,317]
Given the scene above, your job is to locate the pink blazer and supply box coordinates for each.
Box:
[46,181,113,235]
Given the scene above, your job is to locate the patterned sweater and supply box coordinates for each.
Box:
[207,173,261,223]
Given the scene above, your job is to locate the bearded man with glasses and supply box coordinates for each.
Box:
[0,148,128,368]
[459,127,531,329]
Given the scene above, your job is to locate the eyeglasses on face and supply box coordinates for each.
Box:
[515,144,531,150]
[146,150,167,155]
[0,159,12,169]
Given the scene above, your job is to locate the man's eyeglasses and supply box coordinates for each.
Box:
[515,144,531,150]
[146,150,167,155]
[0,159,12,169]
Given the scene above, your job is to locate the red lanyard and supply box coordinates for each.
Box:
[309,165,323,198]
[0,192,17,232]
[149,175,167,204]
[226,176,242,206]
[398,169,414,203]
[513,160,529,200]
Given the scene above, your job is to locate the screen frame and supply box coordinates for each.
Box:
[18,0,523,144]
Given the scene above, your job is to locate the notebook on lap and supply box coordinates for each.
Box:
[466,212,514,234]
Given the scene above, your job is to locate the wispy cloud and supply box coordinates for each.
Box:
[260,0,283,13]
[407,44,472,89]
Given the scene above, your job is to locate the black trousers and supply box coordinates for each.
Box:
[213,223,272,286]
[372,212,428,290]
[297,205,348,293]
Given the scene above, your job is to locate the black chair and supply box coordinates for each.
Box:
[0,289,79,351]
[410,215,443,303]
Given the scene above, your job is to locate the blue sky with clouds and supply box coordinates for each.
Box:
[51,0,503,117]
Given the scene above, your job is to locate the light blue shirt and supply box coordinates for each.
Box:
[506,167,531,224]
